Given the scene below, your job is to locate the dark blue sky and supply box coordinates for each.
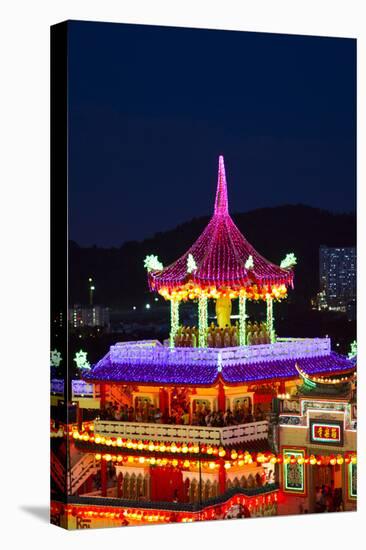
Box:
[68,21,356,247]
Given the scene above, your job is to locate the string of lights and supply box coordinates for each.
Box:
[72,432,357,466]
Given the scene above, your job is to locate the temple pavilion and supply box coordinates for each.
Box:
[146,155,294,348]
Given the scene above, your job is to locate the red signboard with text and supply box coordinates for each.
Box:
[310,420,343,446]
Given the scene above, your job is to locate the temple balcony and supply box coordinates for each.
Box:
[63,484,280,520]
[92,418,269,447]
[105,337,331,369]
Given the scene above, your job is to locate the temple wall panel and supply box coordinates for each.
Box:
[226,464,263,482]
[280,426,308,447]
[115,465,149,477]
[183,471,218,483]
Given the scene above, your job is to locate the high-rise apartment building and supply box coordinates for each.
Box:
[319,246,356,311]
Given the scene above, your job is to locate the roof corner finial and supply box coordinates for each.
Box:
[214,155,229,215]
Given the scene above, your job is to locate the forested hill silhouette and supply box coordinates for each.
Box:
[69,205,356,309]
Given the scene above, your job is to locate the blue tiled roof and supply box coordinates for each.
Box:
[222,352,354,383]
[84,350,354,386]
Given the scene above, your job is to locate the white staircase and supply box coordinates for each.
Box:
[51,450,97,495]
[69,453,97,495]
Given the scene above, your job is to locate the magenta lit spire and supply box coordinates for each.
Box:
[214,155,229,215]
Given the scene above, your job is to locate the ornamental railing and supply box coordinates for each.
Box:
[107,338,331,370]
[93,419,269,446]
[67,483,279,512]
[51,379,99,399]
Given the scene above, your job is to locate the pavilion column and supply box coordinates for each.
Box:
[117,472,123,498]
[159,388,168,418]
[238,295,247,346]
[217,380,226,412]
[100,383,106,409]
[169,298,180,348]
[266,295,275,343]
[218,459,227,495]
[76,403,83,431]
[167,388,172,416]
[198,295,208,348]
[101,459,107,497]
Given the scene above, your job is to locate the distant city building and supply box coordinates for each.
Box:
[318,246,356,312]
[69,305,110,329]
[346,299,357,322]
[53,311,64,328]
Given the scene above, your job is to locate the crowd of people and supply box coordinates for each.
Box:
[315,483,344,512]
[191,403,265,427]
[174,321,271,348]
[100,400,265,427]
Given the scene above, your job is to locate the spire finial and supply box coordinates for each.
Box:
[214,155,229,215]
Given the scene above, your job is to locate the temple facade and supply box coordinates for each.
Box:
[51,157,356,528]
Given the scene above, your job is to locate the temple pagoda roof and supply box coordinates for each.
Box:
[84,339,355,387]
[295,364,355,397]
[148,156,294,300]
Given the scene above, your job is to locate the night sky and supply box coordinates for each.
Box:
[68,21,356,247]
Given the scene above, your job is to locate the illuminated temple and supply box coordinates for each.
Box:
[51,156,357,528]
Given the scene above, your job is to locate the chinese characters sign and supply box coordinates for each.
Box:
[310,420,343,446]
[283,449,306,494]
